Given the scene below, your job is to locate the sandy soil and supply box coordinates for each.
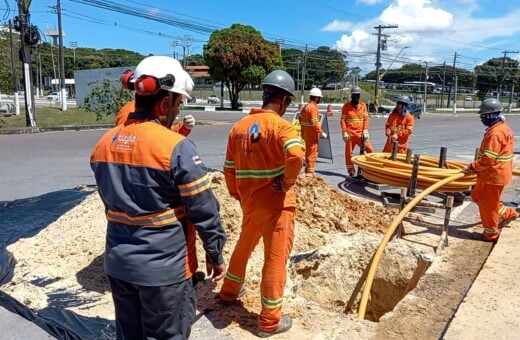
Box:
[1,171,516,339]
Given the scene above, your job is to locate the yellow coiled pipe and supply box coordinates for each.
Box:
[352,153,476,192]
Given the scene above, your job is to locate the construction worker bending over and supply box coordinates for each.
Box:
[341,86,374,176]
[220,70,305,337]
[465,98,518,242]
[90,56,227,339]
[299,87,327,174]
[382,95,415,154]
[118,70,195,136]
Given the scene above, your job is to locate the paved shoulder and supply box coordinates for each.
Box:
[444,221,520,340]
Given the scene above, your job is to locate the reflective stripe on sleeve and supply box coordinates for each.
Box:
[178,174,211,197]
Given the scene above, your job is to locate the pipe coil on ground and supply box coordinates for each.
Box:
[351,153,477,192]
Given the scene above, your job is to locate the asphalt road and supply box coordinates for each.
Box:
[0,111,519,202]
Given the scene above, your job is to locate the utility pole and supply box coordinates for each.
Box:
[179,35,193,68]
[69,41,77,66]
[497,50,519,99]
[440,61,446,108]
[15,0,36,127]
[447,52,457,108]
[453,75,458,115]
[170,40,178,59]
[373,24,398,111]
[301,44,308,104]
[38,52,43,97]
[57,0,67,111]
[423,61,428,113]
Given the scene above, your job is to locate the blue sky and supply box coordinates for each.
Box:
[11,0,520,73]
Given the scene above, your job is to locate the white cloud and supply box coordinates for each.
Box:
[322,20,354,32]
[325,0,520,72]
[379,0,453,31]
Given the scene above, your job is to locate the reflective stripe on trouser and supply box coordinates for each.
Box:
[471,182,504,239]
[219,208,295,332]
[345,134,374,174]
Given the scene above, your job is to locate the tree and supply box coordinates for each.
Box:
[185,54,205,66]
[305,47,347,88]
[0,30,22,93]
[475,57,519,99]
[203,24,282,109]
[83,76,133,120]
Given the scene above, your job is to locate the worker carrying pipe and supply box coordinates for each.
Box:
[341,86,374,176]
[464,98,518,242]
[299,87,327,174]
[382,95,415,154]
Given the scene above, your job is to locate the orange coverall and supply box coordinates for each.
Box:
[299,100,321,174]
[116,100,191,136]
[341,101,374,175]
[220,108,305,332]
[470,121,516,241]
[382,111,414,154]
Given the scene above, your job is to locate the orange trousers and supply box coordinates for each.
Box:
[382,138,408,154]
[471,181,517,241]
[302,130,318,174]
[345,135,373,175]
[219,208,295,332]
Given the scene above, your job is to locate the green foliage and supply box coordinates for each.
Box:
[282,47,347,89]
[186,54,205,66]
[83,77,133,120]
[0,31,22,93]
[475,57,519,98]
[203,23,282,109]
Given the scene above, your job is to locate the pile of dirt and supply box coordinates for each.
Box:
[1,171,410,339]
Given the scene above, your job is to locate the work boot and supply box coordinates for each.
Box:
[499,210,519,228]
[257,316,292,338]
[219,285,246,306]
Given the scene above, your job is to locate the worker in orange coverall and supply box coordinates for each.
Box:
[382,95,415,154]
[341,86,374,176]
[299,87,327,174]
[464,98,518,242]
[118,70,195,136]
[219,70,305,338]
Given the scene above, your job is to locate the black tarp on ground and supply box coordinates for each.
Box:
[0,189,115,339]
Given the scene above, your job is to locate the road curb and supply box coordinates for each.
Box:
[0,124,114,135]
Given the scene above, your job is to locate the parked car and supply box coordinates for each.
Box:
[47,92,60,101]
[207,95,220,104]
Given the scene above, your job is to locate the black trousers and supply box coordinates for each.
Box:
[108,275,196,340]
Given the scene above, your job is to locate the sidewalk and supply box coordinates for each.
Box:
[443,220,520,340]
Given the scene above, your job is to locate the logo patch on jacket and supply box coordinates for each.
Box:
[249,123,261,143]
[192,155,202,165]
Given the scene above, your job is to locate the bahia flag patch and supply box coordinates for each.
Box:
[192,155,202,165]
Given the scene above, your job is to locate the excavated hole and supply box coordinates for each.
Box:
[288,232,427,322]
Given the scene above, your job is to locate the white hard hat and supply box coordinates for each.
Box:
[309,87,322,97]
[132,55,194,99]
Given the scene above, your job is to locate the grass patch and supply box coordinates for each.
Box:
[1,107,115,128]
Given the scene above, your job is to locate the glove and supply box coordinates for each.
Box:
[272,175,290,193]
[342,133,349,142]
[183,115,195,130]
[461,163,475,174]
[391,134,398,141]
[363,130,370,140]
[320,131,328,139]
